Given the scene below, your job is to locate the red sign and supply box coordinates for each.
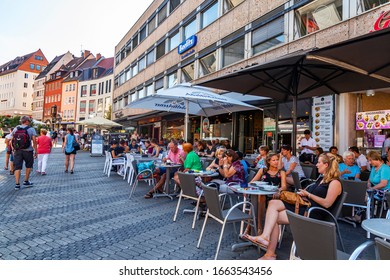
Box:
[372,10,390,31]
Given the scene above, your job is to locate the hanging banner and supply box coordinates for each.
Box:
[202,117,211,134]
[312,95,334,151]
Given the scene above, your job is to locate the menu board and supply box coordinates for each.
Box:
[312,95,334,151]
[356,110,390,130]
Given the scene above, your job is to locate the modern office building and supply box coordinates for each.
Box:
[113,0,390,153]
[0,49,48,117]
[33,51,74,121]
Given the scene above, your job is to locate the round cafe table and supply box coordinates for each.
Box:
[361,218,390,239]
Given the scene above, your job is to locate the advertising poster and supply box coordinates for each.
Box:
[356,110,390,130]
[312,95,334,151]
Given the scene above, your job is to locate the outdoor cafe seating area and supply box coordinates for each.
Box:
[102,140,390,260]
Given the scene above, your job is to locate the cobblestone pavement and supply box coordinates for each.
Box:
[0,143,375,260]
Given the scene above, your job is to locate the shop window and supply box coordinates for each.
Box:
[168,72,178,88]
[169,0,181,13]
[357,0,389,13]
[138,56,146,72]
[155,78,164,92]
[156,40,166,60]
[222,37,245,67]
[148,16,156,34]
[181,62,195,82]
[158,4,168,25]
[140,25,147,42]
[201,1,219,29]
[199,51,217,77]
[168,31,180,51]
[183,18,197,40]
[223,0,244,14]
[252,16,284,55]
[146,49,155,66]
[296,0,343,37]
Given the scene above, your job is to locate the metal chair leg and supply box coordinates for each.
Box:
[215,222,227,260]
[197,211,209,248]
[173,191,183,222]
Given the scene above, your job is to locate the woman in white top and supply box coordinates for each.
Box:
[278,144,305,187]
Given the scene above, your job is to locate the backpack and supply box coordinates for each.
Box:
[12,126,31,150]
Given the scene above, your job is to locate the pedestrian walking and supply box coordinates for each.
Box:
[36,129,52,175]
[62,128,77,174]
[51,130,58,147]
[4,129,14,175]
[10,116,37,190]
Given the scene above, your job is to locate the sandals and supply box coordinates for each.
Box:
[258,253,277,260]
[240,234,269,249]
[144,192,153,199]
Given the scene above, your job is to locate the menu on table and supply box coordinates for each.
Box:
[312,95,334,151]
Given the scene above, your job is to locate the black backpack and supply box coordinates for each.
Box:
[12,126,31,150]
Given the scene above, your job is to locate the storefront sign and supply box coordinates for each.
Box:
[372,10,390,32]
[312,95,334,151]
[356,110,390,130]
[263,117,276,132]
[178,35,197,55]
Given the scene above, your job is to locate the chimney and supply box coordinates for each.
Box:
[96,53,101,60]
[83,50,91,58]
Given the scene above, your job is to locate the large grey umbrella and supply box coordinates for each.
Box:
[125,83,262,140]
[76,116,122,129]
[198,28,390,151]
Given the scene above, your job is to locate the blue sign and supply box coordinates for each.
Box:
[178,35,197,55]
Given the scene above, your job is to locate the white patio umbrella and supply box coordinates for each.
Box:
[125,84,261,140]
[76,116,122,129]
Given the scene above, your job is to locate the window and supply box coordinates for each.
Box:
[156,40,166,60]
[105,97,111,110]
[140,25,147,42]
[97,98,103,112]
[199,51,217,77]
[23,92,27,97]
[24,73,28,78]
[72,84,75,91]
[138,88,146,99]
[132,64,138,77]
[22,102,26,107]
[24,83,28,88]
[158,4,168,24]
[201,2,218,29]
[296,0,343,37]
[125,68,131,81]
[223,0,244,14]
[183,19,197,40]
[66,85,69,92]
[30,63,35,70]
[35,55,43,61]
[168,31,180,51]
[90,84,97,96]
[80,101,86,113]
[155,78,164,92]
[89,100,95,113]
[36,65,41,71]
[146,49,155,66]
[168,72,178,88]
[181,62,195,82]
[146,84,154,96]
[252,16,284,55]
[81,85,87,97]
[119,72,125,85]
[138,56,146,72]
[223,37,245,67]
[169,0,180,13]
[148,16,156,34]
[357,0,389,13]
[132,34,139,49]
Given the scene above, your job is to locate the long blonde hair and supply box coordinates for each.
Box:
[319,153,340,183]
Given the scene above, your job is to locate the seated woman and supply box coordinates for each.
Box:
[253,145,269,169]
[242,153,342,260]
[144,140,153,155]
[278,144,306,188]
[145,140,186,198]
[150,138,162,158]
[339,151,360,180]
[109,141,124,159]
[206,147,226,180]
[204,141,216,158]
[250,152,287,191]
[173,143,202,186]
[329,146,343,163]
[128,139,140,153]
[119,140,130,153]
[196,141,206,156]
[211,149,246,192]
[367,151,390,201]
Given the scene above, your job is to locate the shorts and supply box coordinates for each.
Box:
[6,145,12,154]
[65,150,77,155]
[13,150,34,170]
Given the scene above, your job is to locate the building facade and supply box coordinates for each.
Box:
[0,49,48,116]
[33,51,74,121]
[113,0,390,152]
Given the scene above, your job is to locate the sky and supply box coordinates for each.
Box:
[0,0,154,64]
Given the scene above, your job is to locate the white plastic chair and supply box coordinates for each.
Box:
[106,151,126,178]
[103,151,110,175]
[123,154,135,181]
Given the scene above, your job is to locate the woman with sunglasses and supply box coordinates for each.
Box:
[242,153,342,260]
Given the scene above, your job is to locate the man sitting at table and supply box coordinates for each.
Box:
[144,140,186,198]
[108,141,125,172]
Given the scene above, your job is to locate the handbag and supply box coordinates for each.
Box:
[280,191,311,214]
[72,137,81,151]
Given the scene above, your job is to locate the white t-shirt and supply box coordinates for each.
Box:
[300,137,316,154]
[356,153,370,171]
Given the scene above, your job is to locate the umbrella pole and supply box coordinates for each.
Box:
[184,99,189,142]
[292,95,297,155]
